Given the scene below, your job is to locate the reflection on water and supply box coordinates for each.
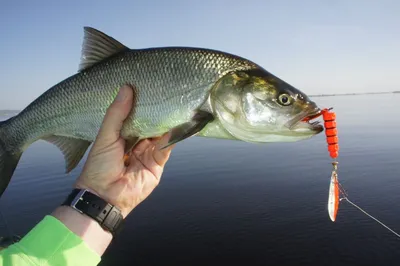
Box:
[0,94,399,266]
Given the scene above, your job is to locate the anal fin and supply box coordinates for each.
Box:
[42,135,91,173]
[160,110,214,149]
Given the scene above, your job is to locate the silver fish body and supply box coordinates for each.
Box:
[4,48,254,147]
[0,27,323,197]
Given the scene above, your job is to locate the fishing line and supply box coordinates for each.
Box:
[318,107,400,239]
[0,208,13,239]
[0,202,20,246]
[340,196,400,239]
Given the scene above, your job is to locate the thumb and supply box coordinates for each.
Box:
[95,85,134,146]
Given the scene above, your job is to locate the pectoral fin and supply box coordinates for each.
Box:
[42,135,91,173]
[160,110,214,149]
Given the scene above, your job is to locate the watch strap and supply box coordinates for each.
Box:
[62,189,124,236]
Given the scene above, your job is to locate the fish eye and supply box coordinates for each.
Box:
[278,93,291,106]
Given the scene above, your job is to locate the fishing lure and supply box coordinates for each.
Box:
[321,108,340,222]
[303,107,340,221]
[319,108,399,238]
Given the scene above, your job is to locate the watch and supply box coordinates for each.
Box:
[62,189,124,236]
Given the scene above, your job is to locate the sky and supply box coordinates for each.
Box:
[0,0,399,109]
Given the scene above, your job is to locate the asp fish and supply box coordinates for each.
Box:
[0,27,323,197]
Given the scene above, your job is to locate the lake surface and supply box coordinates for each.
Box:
[0,94,399,266]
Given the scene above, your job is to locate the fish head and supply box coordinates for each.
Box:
[211,69,323,143]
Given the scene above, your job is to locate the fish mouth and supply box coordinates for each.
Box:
[285,107,324,133]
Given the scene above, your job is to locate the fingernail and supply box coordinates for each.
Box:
[116,86,128,102]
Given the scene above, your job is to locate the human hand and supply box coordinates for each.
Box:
[74,85,174,218]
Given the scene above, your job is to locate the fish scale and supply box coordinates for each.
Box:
[0,27,323,197]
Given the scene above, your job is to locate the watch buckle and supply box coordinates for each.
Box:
[70,189,88,214]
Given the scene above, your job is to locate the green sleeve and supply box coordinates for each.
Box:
[0,215,101,266]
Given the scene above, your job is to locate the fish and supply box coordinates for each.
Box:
[0,27,323,197]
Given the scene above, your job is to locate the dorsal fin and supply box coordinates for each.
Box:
[79,27,129,72]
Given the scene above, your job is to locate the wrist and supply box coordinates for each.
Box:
[74,184,130,218]
[74,184,101,198]
[51,205,113,256]
[63,188,125,233]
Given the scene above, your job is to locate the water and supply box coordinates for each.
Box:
[0,94,399,266]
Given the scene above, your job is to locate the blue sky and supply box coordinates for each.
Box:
[1,0,399,109]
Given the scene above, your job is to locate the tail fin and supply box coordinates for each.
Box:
[0,122,22,198]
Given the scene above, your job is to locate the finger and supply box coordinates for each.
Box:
[125,139,151,167]
[95,85,133,145]
[132,139,152,155]
[126,141,171,179]
[153,132,175,167]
